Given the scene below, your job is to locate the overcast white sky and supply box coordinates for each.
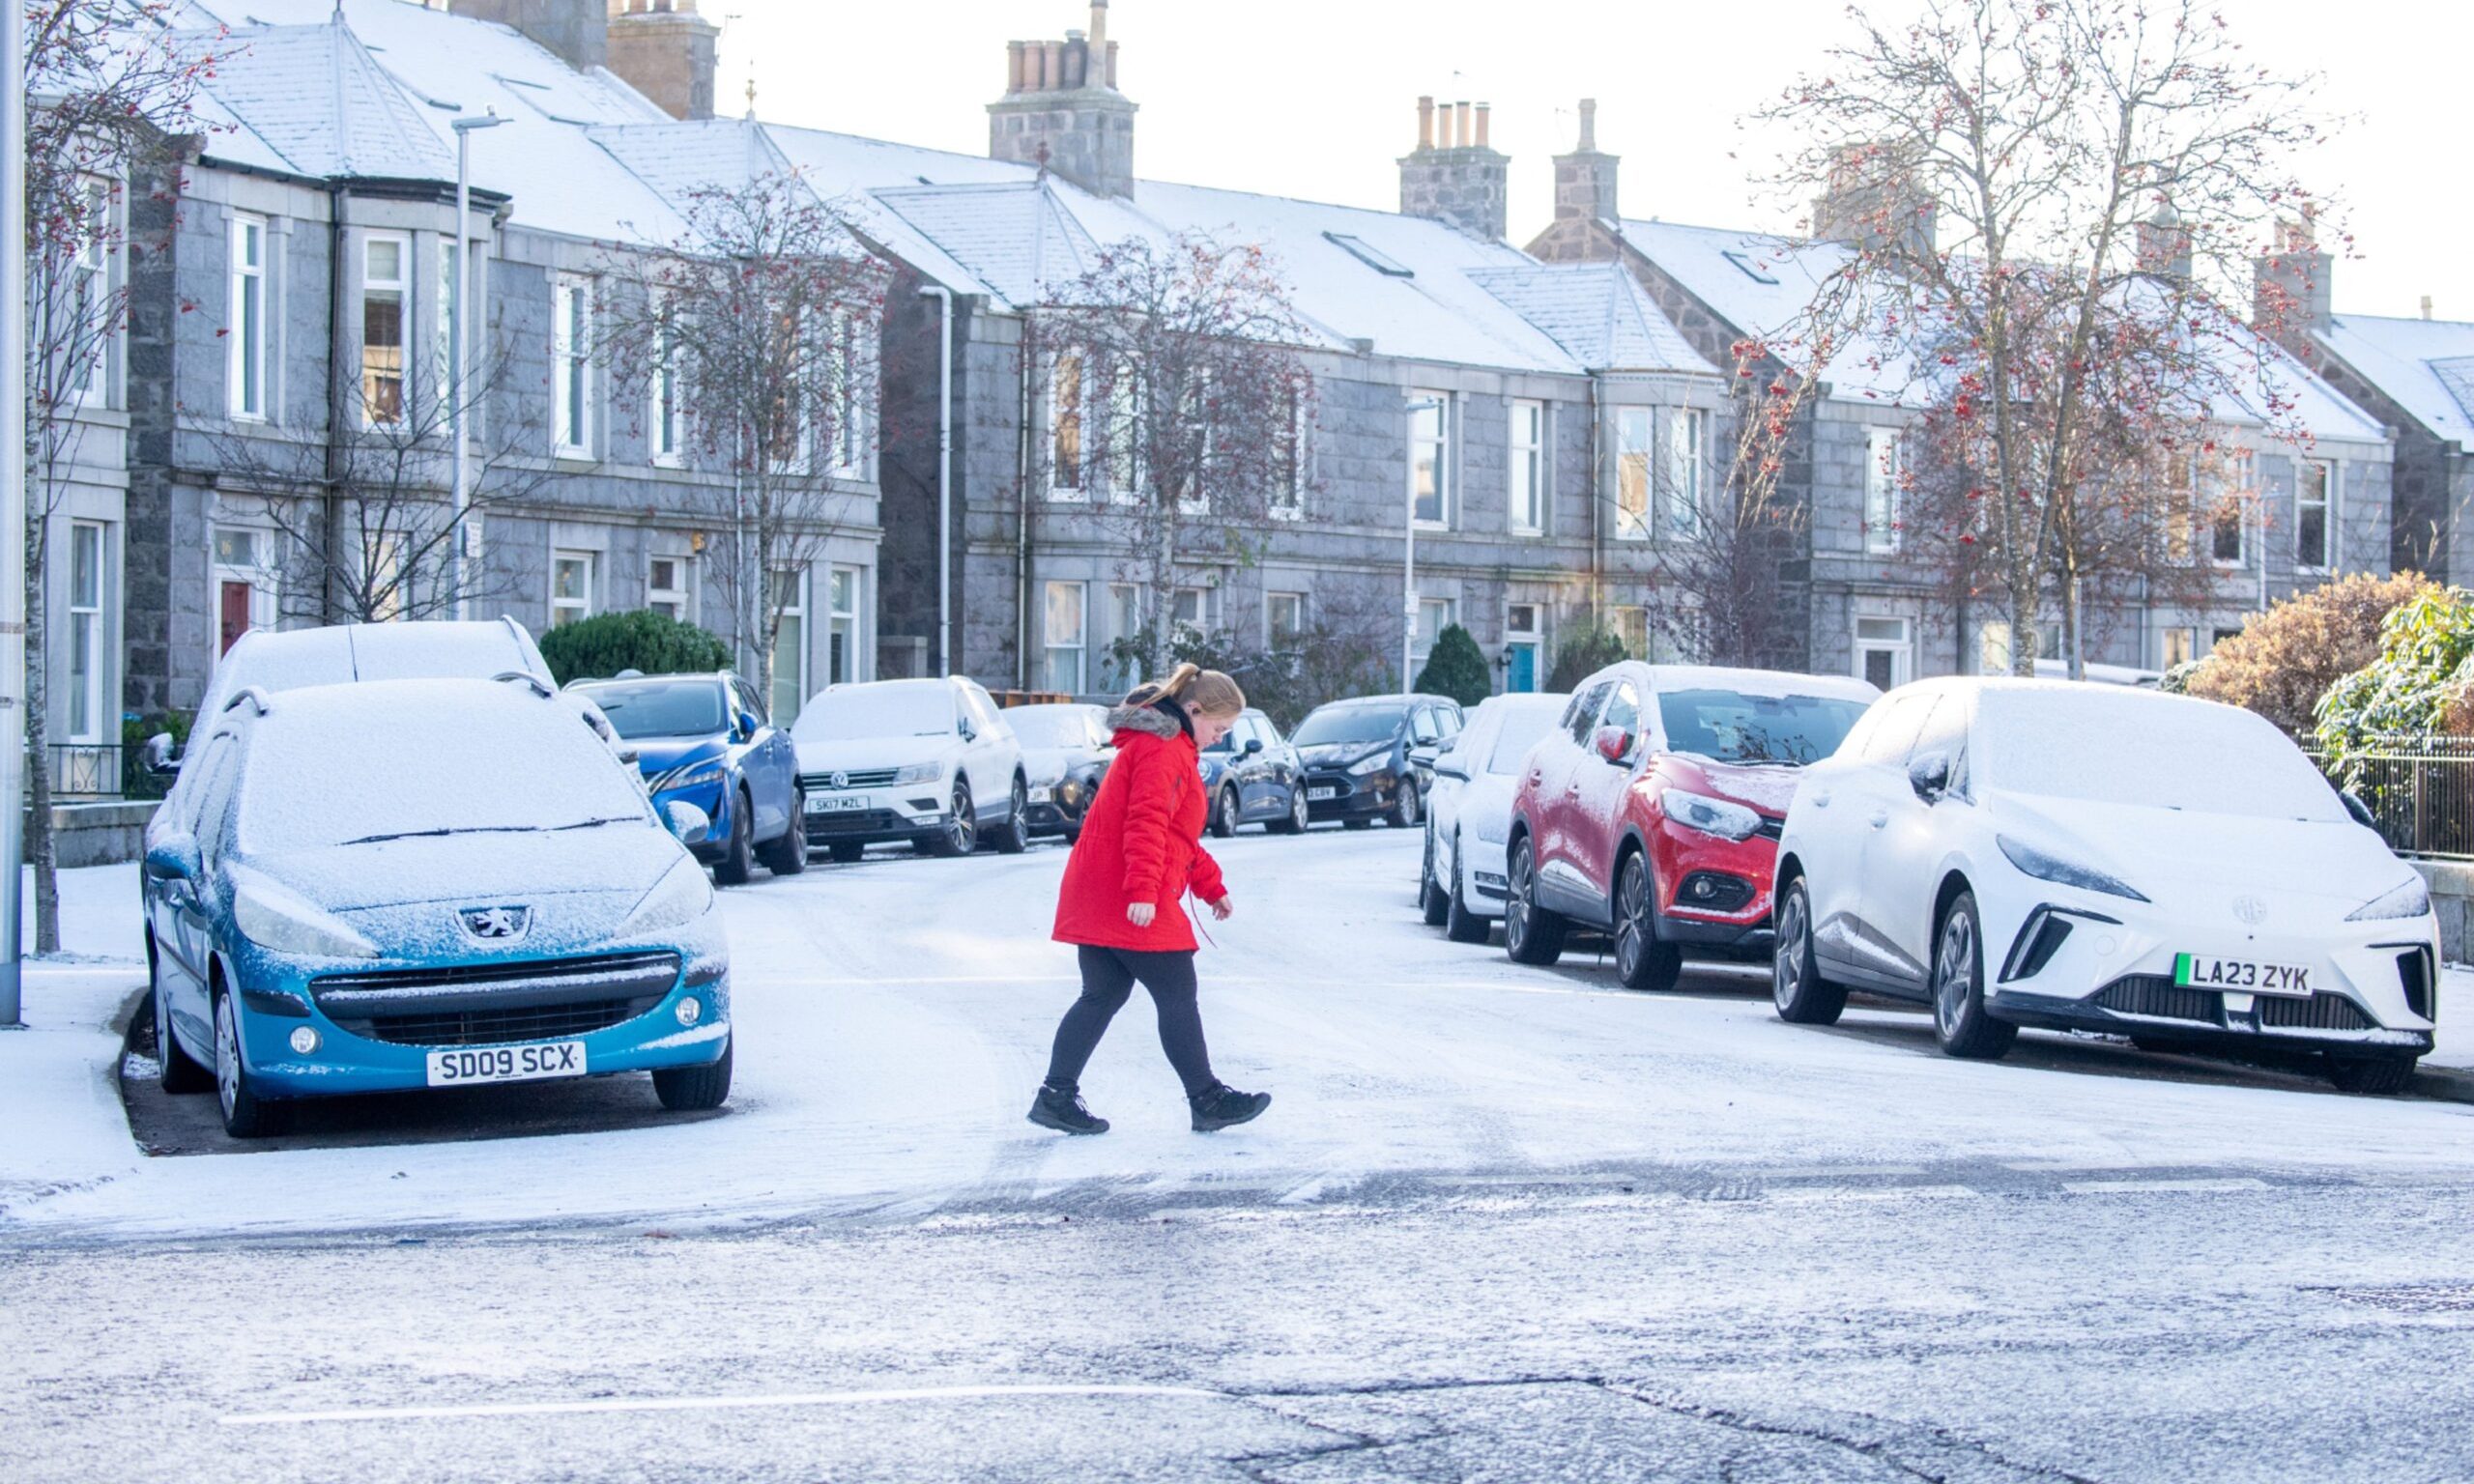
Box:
[714,0,2468,321]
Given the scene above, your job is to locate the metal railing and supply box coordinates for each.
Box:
[2310,735,2474,862]
[40,743,170,803]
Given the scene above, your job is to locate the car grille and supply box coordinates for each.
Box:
[801,768,897,791]
[1305,773,1356,798]
[311,951,681,1047]
[807,809,906,835]
[2257,992,2375,1032]
[2092,976,2219,1023]
[2399,948,2436,1020]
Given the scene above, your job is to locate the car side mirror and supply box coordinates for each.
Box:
[1407,745,1436,770]
[144,836,202,884]
[734,710,760,743]
[1243,737,1264,756]
[664,801,711,846]
[141,731,180,778]
[1594,725,1633,765]
[1909,751,1951,801]
[2340,789,2379,831]
[1435,760,1471,783]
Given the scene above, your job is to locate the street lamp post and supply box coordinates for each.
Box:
[1401,396,1443,696]
[448,113,506,622]
[0,0,25,1026]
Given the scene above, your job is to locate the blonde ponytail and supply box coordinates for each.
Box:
[1125,662,1246,719]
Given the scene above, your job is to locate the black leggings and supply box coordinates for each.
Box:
[1045,946,1217,1099]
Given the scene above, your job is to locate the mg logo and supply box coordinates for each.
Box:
[460,905,532,942]
[2231,895,2268,926]
[831,771,849,789]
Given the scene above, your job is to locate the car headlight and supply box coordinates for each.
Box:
[893,761,942,785]
[1660,788,1762,842]
[1347,752,1389,776]
[231,876,379,959]
[618,855,715,939]
[654,758,725,793]
[1997,835,2149,902]
[2346,877,2431,922]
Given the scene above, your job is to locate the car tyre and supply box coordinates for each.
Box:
[989,776,1030,854]
[713,788,756,886]
[1391,778,1422,830]
[152,947,213,1095]
[827,841,865,864]
[2326,1051,2417,1096]
[1210,785,1240,840]
[213,987,276,1139]
[1419,828,1450,926]
[1930,890,2015,1060]
[653,1038,734,1112]
[1614,852,1684,992]
[1504,835,1568,966]
[757,786,808,875]
[928,781,976,858]
[1770,877,1847,1025]
[1268,786,1309,836]
[1444,834,1489,945]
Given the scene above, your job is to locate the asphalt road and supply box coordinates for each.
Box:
[9,826,2474,1481]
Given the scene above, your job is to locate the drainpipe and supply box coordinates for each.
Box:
[325,184,349,625]
[1015,325,1035,691]
[918,284,954,676]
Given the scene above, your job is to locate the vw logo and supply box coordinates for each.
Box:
[460,905,532,942]
[830,771,849,790]
[2231,895,2268,926]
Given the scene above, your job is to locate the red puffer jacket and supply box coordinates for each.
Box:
[1052,700,1228,953]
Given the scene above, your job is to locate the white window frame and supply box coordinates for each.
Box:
[1265,590,1306,648]
[2160,626,2198,670]
[647,295,683,469]
[1271,386,1308,520]
[1614,408,1653,541]
[1504,601,1543,691]
[1414,596,1457,669]
[2211,451,2254,568]
[2295,458,2335,571]
[360,231,411,429]
[66,521,107,744]
[1103,359,1142,507]
[1608,605,1650,660]
[1043,579,1088,695]
[1049,349,1086,500]
[1864,427,1902,555]
[228,213,268,421]
[769,567,809,724]
[550,548,597,627]
[1410,391,1452,530]
[553,273,595,458]
[1105,583,1140,692]
[1855,614,1913,689]
[66,181,114,409]
[827,565,863,688]
[646,553,692,621]
[823,305,875,479]
[1662,408,1707,540]
[210,526,281,662]
[1171,585,1212,644]
[1509,398,1545,535]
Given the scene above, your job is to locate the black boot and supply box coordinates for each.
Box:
[1189,1083,1271,1133]
[1028,1083,1108,1135]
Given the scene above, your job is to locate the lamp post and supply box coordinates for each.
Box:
[918,285,954,676]
[0,0,25,1027]
[448,113,506,622]
[1401,395,1443,695]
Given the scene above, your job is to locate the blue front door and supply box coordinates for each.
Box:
[1507,642,1538,693]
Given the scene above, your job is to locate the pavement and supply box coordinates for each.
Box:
[6,834,2474,1481]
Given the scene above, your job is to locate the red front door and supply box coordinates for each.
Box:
[218,580,253,656]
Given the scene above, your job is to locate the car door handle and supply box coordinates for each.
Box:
[1809,790,1831,808]
[1868,809,1889,829]
[1565,782,1582,796]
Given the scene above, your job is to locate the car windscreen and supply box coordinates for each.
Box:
[1294,705,1405,747]
[235,704,652,853]
[1486,708,1563,774]
[1009,707,1096,749]
[575,680,728,739]
[1979,689,2345,819]
[791,685,955,742]
[1655,689,1870,766]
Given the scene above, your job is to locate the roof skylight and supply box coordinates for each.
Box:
[1721,249,1780,285]
[1324,232,1413,278]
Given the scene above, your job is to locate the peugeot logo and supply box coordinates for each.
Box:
[460,905,532,941]
[2231,895,2268,926]
[831,770,849,790]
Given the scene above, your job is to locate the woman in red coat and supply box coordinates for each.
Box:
[1032,664,1273,1136]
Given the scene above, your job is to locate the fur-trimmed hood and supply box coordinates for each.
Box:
[1106,702,1187,741]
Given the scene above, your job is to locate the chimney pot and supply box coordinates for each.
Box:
[2423,295,2434,321]
[1044,39,1063,90]
[1088,0,1108,55]
[1417,95,1434,151]
[1577,98,1597,152]
[1453,100,1471,149]
[1106,40,1118,88]
[1006,40,1025,93]
[1474,102,1490,149]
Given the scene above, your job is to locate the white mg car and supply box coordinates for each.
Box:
[1417,693,1570,944]
[1771,678,2441,1093]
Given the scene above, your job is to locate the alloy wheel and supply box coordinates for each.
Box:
[949,784,976,853]
[1220,786,1240,836]
[1506,842,1534,956]
[1616,856,1650,981]
[1773,888,1807,1013]
[1289,788,1309,832]
[1934,909,1975,1039]
[214,993,239,1125]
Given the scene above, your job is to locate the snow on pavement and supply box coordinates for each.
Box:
[4,836,2472,1242]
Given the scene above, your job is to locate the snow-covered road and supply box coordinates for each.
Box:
[7,829,2474,1479]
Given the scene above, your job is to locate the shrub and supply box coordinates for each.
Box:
[2316,584,2474,759]
[536,609,734,687]
[1413,623,1492,707]
[2181,571,2431,736]
[1547,620,1629,693]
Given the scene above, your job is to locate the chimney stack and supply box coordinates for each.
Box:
[2251,208,2333,336]
[1398,93,1510,240]
[450,0,606,71]
[987,0,1138,198]
[2423,295,2433,322]
[604,0,720,121]
[1551,97,1619,224]
[1811,142,1936,257]
[2134,201,2192,281]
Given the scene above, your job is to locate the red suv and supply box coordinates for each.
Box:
[1503,663,1879,988]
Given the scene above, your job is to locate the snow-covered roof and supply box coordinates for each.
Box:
[178,19,454,181]
[1464,260,1716,376]
[2316,314,2474,449]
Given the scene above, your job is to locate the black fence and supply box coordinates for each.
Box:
[43,744,171,804]
[2310,735,2474,863]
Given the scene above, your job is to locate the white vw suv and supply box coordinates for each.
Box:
[1770,677,2441,1093]
[791,678,1029,863]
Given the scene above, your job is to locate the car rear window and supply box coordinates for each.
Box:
[1656,688,1871,766]
[576,680,728,739]
[1978,689,2343,819]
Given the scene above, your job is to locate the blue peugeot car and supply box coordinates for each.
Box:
[144,675,734,1138]
[569,670,805,883]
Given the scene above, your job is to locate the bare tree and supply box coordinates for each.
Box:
[597,174,888,703]
[26,2,223,951]
[1032,233,1316,676]
[1751,0,2329,675]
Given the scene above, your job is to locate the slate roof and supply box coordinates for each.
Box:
[177,19,454,181]
[2316,314,2474,449]
[1463,260,1717,375]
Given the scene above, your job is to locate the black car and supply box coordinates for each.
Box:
[1290,694,1465,830]
[1199,707,1309,837]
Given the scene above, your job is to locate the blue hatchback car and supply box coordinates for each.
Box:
[570,671,805,883]
[143,675,734,1138]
